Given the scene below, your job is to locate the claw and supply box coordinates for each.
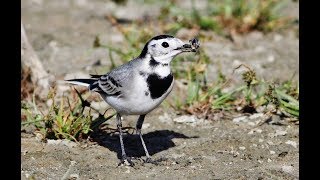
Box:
[118,155,134,167]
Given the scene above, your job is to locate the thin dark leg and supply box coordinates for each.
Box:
[116,113,133,166]
[136,115,152,162]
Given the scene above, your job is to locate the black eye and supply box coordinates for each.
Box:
[162,42,169,48]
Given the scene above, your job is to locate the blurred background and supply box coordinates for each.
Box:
[21,0,299,179]
[21,0,298,79]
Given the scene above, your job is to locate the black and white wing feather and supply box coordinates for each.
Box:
[89,74,122,96]
[66,59,136,97]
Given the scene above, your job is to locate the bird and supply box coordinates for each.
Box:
[66,34,200,166]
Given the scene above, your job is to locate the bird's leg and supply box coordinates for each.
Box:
[136,115,153,163]
[116,113,133,166]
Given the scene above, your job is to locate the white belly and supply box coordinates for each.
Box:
[104,78,174,115]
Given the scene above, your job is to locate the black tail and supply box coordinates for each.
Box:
[66,74,104,91]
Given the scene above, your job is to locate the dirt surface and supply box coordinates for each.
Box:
[22,109,299,180]
[21,0,299,179]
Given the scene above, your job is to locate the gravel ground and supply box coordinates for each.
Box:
[22,109,299,179]
[21,0,299,179]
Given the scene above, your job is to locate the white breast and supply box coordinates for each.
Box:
[104,73,174,115]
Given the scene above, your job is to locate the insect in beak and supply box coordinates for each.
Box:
[175,38,200,52]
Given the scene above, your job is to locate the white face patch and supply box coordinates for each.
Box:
[148,38,185,61]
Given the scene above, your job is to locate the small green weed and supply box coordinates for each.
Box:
[21,87,114,141]
[176,63,299,120]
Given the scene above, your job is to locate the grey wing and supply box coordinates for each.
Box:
[97,74,123,96]
[91,62,135,97]
[89,58,138,97]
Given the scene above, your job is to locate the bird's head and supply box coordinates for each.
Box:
[139,35,200,63]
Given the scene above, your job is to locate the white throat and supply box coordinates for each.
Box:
[152,50,181,64]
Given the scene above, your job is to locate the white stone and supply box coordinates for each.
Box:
[282,165,294,173]
[248,128,262,134]
[247,122,256,126]
[142,123,150,129]
[249,113,264,120]
[267,55,275,62]
[285,140,297,148]
[275,130,287,136]
[70,174,79,179]
[232,116,248,123]
[47,139,62,145]
[232,60,242,67]
[173,115,197,123]
[270,151,275,155]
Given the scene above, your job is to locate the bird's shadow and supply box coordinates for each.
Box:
[89,127,198,159]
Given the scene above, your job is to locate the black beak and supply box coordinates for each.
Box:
[175,44,196,52]
[175,38,200,52]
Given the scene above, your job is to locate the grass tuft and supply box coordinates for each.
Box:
[173,63,299,120]
[21,87,115,141]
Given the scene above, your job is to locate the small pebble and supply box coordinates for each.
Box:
[173,115,197,123]
[125,168,130,173]
[267,141,274,145]
[275,130,287,136]
[247,122,256,126]
[267,55,275,62]
[70,174,79,179]
[282,165,294,173]
[270,151,275,155]
[142,123,150,129]
[232,116,248,123]
[248,128,262,134]
[285,140,297,148]
[249,113,264,120]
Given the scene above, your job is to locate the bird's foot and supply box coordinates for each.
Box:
[118,155,134,167]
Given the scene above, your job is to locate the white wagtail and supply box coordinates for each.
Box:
[66,35,200,166]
